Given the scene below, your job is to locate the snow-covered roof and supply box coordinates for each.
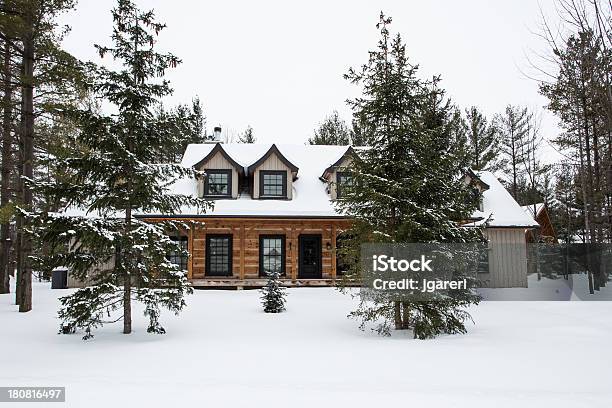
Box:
[64,144,539,227]
[170,145,539,227]
[169,143,351,218]
[471,171,540,228]
[521,203,545,219]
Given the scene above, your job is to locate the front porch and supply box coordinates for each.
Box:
[190,278,339,288]
[176,217,352,282]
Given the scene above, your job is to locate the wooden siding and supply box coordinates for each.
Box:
[526,206,557,243]
[252,153,293,199]
[484,228,528,288]
[196,151,239,198]
[67,256,115,288]
[188,218,350,281]
[66,220,529,290]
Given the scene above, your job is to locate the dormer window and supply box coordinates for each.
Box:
[321,147,355,200]
[204,169,232,198]
[248,144,298,200]
[465,186,483,211]
[336,172,353,199]
[193,144,243,199]
[463,169,489,212]
[260,170,287,198]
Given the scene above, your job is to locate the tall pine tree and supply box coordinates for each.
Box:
[238,125,256,143]
[337,13,483,339]
[496,105,530,200]
[156,96,207,162]
[463,106,502,171]
[27,0,210,339]
[0,0,82,308]
[309,110,352,145]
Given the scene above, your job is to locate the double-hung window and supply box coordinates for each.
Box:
[168,236,189,271]
[336,171,353,199]
[259,170,287,198]
[259,235,285,276]
[477,244,491,275]
[206,235,233,276]
[204,169,232,198]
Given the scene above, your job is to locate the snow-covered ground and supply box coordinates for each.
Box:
[2,279,612,408]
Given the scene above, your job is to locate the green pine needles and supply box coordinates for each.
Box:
[336,13,485,339]
[27,0,211,339]
[260,270,287,313]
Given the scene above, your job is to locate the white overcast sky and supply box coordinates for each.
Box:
[59,0,563,157]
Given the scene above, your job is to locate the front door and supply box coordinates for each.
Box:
[298,234,322,279]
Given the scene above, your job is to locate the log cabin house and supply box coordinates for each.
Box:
[68,140,540,289]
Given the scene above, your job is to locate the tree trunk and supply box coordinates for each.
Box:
[393,301,402,330]
[0,41,12,294]
[18,26,34,313]
[578,123,594,294]
[123,206,132,334]
[401,302,410,330]
[510,126,518,200]
[14,63,24,306]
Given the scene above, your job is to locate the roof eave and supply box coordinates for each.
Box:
[246,144,299,175]
[192,143,245,175]
[320,146,355,179]
[466,169,490,191]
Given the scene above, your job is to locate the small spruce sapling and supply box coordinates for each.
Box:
[260,270,287,313]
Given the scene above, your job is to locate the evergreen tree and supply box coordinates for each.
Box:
[190,96,206,141]
[0,0,82,307]
[496,105,530,200]
[158,96,207,162]
[553,164,582,244]
[350,111,373,146]
[0,40,14,294]
[260,270,286,313]
[338,13,483,339]
[518,114,550,206]
[463,106,502,171]
[238,125,256,143]
[309,110,352,145]
[27,0,210,339]
[539,0,611,248]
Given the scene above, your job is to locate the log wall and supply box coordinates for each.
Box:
[167,218,351,281]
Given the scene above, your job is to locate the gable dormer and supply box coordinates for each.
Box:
[192,143,244,199]
[321,147,354,200]
[463,169,490,211]
[248,144,299,200]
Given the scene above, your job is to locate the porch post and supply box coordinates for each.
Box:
[187,222,194,280]
[239,222,245,280]
[331,223,337,282]
[291,227,298,282]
